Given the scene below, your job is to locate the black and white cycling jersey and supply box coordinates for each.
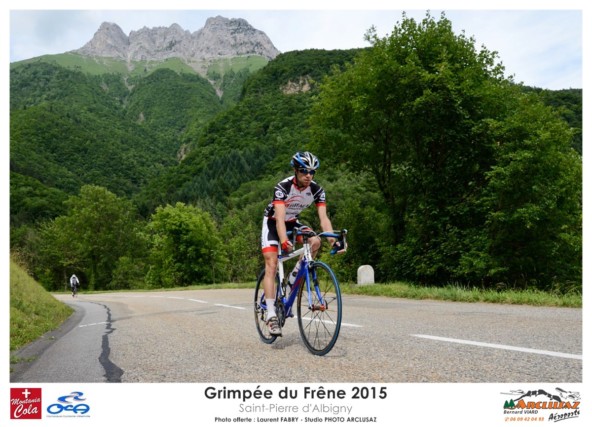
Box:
[263,176,326,221]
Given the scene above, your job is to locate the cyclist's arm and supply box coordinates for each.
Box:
[317,205,336,245]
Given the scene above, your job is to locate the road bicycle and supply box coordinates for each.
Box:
[254,227,347,356]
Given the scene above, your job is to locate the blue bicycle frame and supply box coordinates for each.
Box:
[275,230,341,315]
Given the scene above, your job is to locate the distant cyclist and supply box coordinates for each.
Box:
[69,274,80,297]
[260,151,345,336]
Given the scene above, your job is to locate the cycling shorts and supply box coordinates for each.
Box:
[261,217,303,253]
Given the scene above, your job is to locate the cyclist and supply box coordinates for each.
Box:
[260,151,346,336]
[69,274,80,297]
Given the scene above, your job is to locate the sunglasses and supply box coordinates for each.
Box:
[298,168,316,176]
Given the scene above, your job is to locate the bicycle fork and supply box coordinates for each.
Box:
[280,263,327,316]
[304,264,328,312]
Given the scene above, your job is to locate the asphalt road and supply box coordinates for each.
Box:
[10,288,582,383]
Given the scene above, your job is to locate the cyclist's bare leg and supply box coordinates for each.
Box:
[262,250,282,335]
[286,236,321,289]
[289,236,321,278]
[263,250,279,315]
[310,236,322,258]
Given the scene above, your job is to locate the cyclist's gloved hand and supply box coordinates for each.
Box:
[281,240,293,252]
[330,240,347,255]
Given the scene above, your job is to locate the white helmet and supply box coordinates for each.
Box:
[290,151,320,170]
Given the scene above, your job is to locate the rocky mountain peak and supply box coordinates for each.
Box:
[204,15,248,29]
[76,22,129,59]
[73,16,280,65]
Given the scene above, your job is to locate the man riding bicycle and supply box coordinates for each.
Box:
[69,274,80,297]
[260,151,345,336]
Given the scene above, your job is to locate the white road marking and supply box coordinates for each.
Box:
[340,321,363,328]
[412,334,582,360]
[79,322,108,328]
[214,304,245,310]
[301,316,362,328]
[135,295,243,308]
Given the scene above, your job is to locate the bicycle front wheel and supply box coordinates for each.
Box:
[254,268,278,344]
[297,261,342,356]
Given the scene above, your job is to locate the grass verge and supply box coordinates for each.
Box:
[340,281,581,308]
[10,260,73,351]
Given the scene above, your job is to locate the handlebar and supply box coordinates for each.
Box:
[328,229,348,255]
[287,227,348,255]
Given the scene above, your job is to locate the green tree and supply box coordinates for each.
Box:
[310,12,581,288]
[36,185,146,290]
[146,202,228,287]
[311,12,505,281]
[477,95,582,291]
[313,169,390,283]
[220,210,261,282]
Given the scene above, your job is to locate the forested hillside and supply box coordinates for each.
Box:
[10,14,582,295]
[132,48,362,216]
[10,64,177,202]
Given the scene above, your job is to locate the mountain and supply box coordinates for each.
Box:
[73,16,280,75]
[11,16,278,98]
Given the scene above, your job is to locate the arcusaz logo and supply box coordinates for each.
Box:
[46,391,90,417]
[502,387,580,422]
[10,388,42,419]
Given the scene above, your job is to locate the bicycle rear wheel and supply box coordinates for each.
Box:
[297,261,342,355]
[254,268,278,344]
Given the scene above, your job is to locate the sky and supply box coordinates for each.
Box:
[5,4,586,90]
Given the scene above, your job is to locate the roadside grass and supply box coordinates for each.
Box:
[10,260,73,352]
[340,282,581,308]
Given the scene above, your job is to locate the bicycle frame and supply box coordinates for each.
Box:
[275,230,341,317]
[276,244,309,317]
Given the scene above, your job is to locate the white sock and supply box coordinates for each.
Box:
[266,299,276,320]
